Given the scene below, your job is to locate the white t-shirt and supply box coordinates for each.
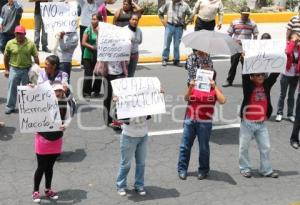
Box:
[122,117,148,138]
[108,61,123,75]
[77,0,103,27]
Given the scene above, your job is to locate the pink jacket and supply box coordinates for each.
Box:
[98,3,107,23]
[286,40,300,73]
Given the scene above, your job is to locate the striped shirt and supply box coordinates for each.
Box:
[158,1,193,26]
[287,15,300,33]
[228,19,258,43]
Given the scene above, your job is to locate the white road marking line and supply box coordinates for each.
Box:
[149,123,240,136]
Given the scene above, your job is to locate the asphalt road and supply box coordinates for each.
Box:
[0,62,300,205]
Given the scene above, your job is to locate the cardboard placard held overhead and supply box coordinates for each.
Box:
[97,22,132,61]
[40,1,78,33]
[111,77,166,119]
[242,39,287,74]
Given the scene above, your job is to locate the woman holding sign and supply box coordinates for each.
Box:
[275,32,300,123]
[32,82,70,203]
[82,13,102,98]
[177,67,226,180]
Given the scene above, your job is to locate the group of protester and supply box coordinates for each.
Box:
[1,0,300,202]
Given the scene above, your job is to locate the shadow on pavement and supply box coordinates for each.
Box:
[0,126,16,141]
[136,65,152,71]
[127,186,180,202]
[40,189,87,204]
[76,104,98,113]
[189,170,237,185]
[57,149,87,163]
[251,169,299,178]
[211,128,239,145]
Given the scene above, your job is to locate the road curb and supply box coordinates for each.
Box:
[20,12,295,30]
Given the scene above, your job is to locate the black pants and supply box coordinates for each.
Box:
[82,59,102,96]
[103,74,123,125]
[194,17,216,31]
[291,94,300,143]
[79,25,87,66]
[226,53,244,84]
[34,154,59,191]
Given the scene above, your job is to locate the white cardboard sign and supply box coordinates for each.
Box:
[17,81,62,133]
[111,77,166,119]
[40,2,78,33]
[242,39,287,74]
[195,69,214,92]
[97,22,131,61]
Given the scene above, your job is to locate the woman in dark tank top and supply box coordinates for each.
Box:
[113,0,143,27]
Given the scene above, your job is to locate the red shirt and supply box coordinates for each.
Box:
[185,88,217,121]
[244,86,268,121]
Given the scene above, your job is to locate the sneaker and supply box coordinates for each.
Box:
[275,114,282,122]
[178,172,187,180]
[42,47,51,53]
[290,141,299,149]
[240,171,252,178]
[45,189,58,200]
[264,172,279,178]
[198,172,208,180]
[32,191,41,203]
[109,121,123,129]
[173,60,182,67]
[162,61,167,66]
[5,109,14,115]
[117,188,127,196]
[0,122,5,127]
[288,116,295,123]
[135,187,146,196]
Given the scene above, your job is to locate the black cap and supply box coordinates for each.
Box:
[240,6,250,14]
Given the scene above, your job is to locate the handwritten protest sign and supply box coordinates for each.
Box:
[97,22,131,61]
[17,81,62,133]
[242,39,287,74]
[111,77,166,119]
[195,69,214,92]
[40,2,78,33]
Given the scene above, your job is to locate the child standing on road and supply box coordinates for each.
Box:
[116,116,151,196]
[239,72,279,178]
[177,69,226,180]
[32,83,70,203]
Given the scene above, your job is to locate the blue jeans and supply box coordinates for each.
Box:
[276,74,298,116]
[178,119,212,175]
[162,24,183,62]
[6,67,29,111]
[116,134,148,190]
[59,62,72,83]
[0,32,15,53]
[239,120,273,175]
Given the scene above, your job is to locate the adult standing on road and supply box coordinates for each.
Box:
[127,13,142,77]
[275,32,299,123]
[0,0,23,53]
[158,0,193,67]
[4,26,39,115]
[222,6,258,87]
[286,5,300,41]
[82,13,102,98]
[34,0,51,53]
[113,0,142,27]
[77,0,104,67]
[192,0,224,31]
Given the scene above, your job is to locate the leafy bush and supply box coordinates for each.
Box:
[286,0,300,11]
[140,1,158,15]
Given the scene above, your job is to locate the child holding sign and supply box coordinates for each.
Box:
[32,82,70,203]
[177,69,226,180]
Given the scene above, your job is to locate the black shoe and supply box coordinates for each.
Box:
[42,47,51,53]
[162,61,167,66]
[222,82,232,87]
[178,172,187,180]
[290,141,299,149]
[173,60,182,67]
[197,173,208,180]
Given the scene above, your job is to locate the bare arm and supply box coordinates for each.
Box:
[113,9,120,25]
[33,56,40,65]
[82,32,95,51]
[184,80,195,101]
[286,29,291,41]
[4,54,10,78]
